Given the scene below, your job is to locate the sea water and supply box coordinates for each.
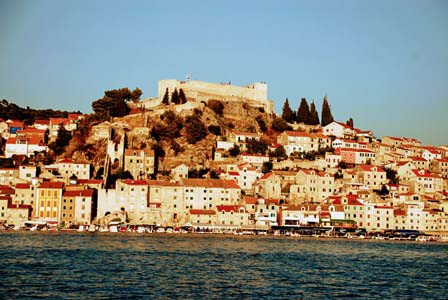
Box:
[1,233,447,299]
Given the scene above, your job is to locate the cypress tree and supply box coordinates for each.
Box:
[297,98,311,124]
[179,88,187,104]
[281,98,294,123]
[162,88,170,105]
[321,95,334,126]
[171,88,180,104]
[309,100,320,125]
[346,118,354,128]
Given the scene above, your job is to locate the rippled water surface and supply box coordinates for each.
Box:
[1,233,447,299]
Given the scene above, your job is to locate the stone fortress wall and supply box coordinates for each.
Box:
[157,79,274,114]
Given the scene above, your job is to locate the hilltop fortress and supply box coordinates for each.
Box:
[143,79,274,114]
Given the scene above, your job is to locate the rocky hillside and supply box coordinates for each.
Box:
[68,98,277,172]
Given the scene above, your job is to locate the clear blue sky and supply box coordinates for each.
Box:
[1,0,447,145]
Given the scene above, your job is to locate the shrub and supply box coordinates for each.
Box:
[208,125,221,136]
[207,100,224,115]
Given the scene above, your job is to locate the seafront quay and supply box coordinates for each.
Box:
[1,222,445,243]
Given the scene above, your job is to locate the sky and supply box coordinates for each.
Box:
[1,0,447,145]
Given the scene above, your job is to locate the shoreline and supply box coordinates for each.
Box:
[1,230,447,244]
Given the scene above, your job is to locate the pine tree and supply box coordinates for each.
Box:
[309,100,320,125]
[171,88,180,104]
[179,88,187,104]
[321,95,334,126]
[297,98,311,124]
[162,88,170,105]
[281,98,294,123]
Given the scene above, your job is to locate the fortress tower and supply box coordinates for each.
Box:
[157,79,274,114]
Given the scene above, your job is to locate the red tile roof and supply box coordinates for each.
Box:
[216,205,244,213]
[394,209,406,216]
[63,190,94,197]
[7,204,32,210]
[336,148,374,153]
[182,179,240,189]
[39,182,64,189]
[333,121,352,129]
[34,119,50,125]
[244,196,257,205]
[346,195,364,206]
[59,158,74,163]
[357,165,385,172]
[7,120,24,128]
[241,153,269,157]
[284,131,310,137]
[6,136,45,146]
[374,206,393,209]
[50,118,69,125]
[124,149,155,157]
[68,113,83,121]
[147,180,181,187]
[260,172,274,179]
[435,158,448,163]
[409,156,427,162]
[15,183,30,189]
[411,169,441,179]
[77,179,103,184]
[121,179,148,186]
[16,128,46,134]
[189,209,216,215]
[0,185,14,191]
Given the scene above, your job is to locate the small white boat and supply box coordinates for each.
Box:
[78,225,85,232]
[98,226,109,232]
[108,221,119,232]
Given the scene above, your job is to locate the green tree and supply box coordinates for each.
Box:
[338,160,348,169]
[256,116,267,132]
[262,161,273,173]
[229,144,240,157]
[378,184,389,196]
[281,98,294,123]
[130,88,143,103]
[171,88,180,104]
[152,143,165,158]
[184,114,207,144]
[208,125,221,136]
[162,88,170,105]
[270,145,288,160]
[309,101,320,125]
[346,118,354,128]
[207,100,224,115]
[246,138,268,154]
[297,98,311,124]
[272,117,292,132]
[92,87,133,120]
[152,110,183,141]
[49,123,72,155]
[385,167,399,184]
[321,95,334,126]
[179,88,187,104]
[210,170,220,179]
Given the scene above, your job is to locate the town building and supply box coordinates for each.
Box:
[36,181,64,224]
[124,149,155,179]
